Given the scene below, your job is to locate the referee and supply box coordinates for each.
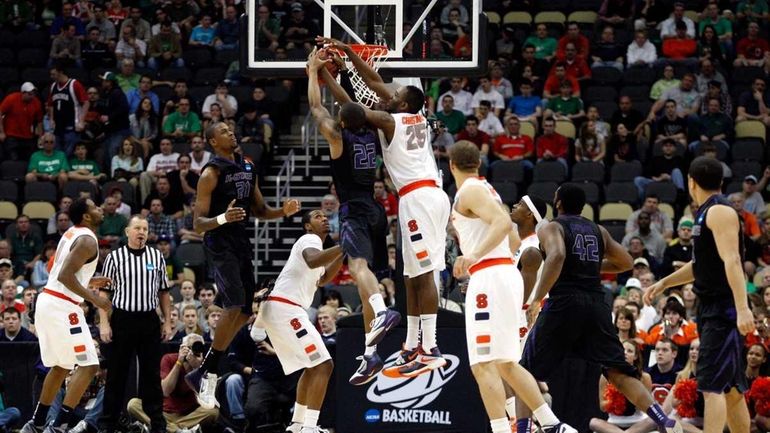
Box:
[97,215,173,433]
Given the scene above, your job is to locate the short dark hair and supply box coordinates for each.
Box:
[519,78,533,87]
[403,85,425,114]
[448,140,481,172]
[301,210,314,228]
[177,154,191,163]
[556,183,585,214]
[339,102,367,131]
[2,307,19,319]
[664,299,686,317]
[645,193,659,202]
[657,337,678,353]
[465,115,479,124]
[205,121,221,142]
[689,156,723,191]
[69,198,91,225]
[479,100,492,108]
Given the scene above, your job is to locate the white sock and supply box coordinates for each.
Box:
[303,409,320,428]
[505,397,517,420]
[369,293,387,315]
[291,402,306,424]
[420,314,437,351]
[405,316,420,349]
[364,345,376,356]
[490,417,510,433]
[533,403,559,427]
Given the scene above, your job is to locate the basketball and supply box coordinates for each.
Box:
[306,47,340,84]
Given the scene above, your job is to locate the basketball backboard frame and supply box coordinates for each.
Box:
[240,0,488,78]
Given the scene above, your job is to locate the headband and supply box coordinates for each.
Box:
[522,195,543,223]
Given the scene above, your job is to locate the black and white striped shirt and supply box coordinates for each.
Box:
[102,246,169,312]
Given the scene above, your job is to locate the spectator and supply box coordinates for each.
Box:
[87,5,117,43]
[557,22,590,59]
[177,202,203,243]
[129,97,159,159]
[698,24,727,67]
[126,76,160,115]
[26,133,69,190]
[662,220,694,276]
[476,100,504,137]
[115,24,147,67]
[558,42,592,82]
[436,95,466,135]
[646,338,683,404]
[48,64,89,156]
[495,26,516,59]
[504,79,541,126]
[659,2,695,40]
[0,82,43,161]
[45,211,70,245]
[9,215,42,280]
[374,180,398,218]
[440,0,469,28]
[627,30,658,67]
[455,116,490,163]
[535,117,569,169]
[648,73,700,123]
[164,0,196,33]
[146,199,176,244]
[202,305,222,342]
[82,28,114,70]
[110,187,133,219]
[644,298,698,347]
[143,176,185,219]
[69,143,106,186]
[46,196,72,235]
[321,194,340,242]
[492,116,534,167]
[98,195,128,245]
[698,2,732,51]
[512,44,550,92]
[653,99,688,147]
[543,63,581,100]
[152,12,181,37]
[188,136,212,175]
[106,0,128,27]
[605,123,638,168]
[623,211,667,261]
[742,174,766,215]
[636,137,685,200]
[0,0,34,31]
[215,5,240,51]
[31,244,56,290]
[165,154,199,208]
[49,23,82,68]
[188,14,216,47]
[523,23,557,61]
[489,63,513,101]
[699,80,732,116]
[163,97,201,141]
[627,195,673,239]
[148,21,184,70]
[610,96,646,136]
[544,81,585,122]
[116,59,141,93]
[50,2,85,38]
[99,72,131,166]
[196,286,216,331]
[649,65,680,101]
[157,237,184,289]
[127,334,218,431]
[598,0,635,27]
[439,77,473,116]
[204,82,239,120]
[661,20,697,66]
[0,308,37,341]
[471,77,504,118]
[175,281,200,312]
[141,138,180,202]
[0,278,24,312]
[736,77,770,125]
[111,138,144,186]
[691,97,731,155]
[574,120,605,162]
[737,0,769,23]
[586,105,611,138]
[172,305,203,341]
[442,7,467,43]
[592,26,624,71]
[203,103,235,132]
[120,6,152,43]
[734,22,769,68]
[729,193,762,241]
[700,142,732,180]
[282,2,319,51]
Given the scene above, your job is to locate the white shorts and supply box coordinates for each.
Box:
[36,292,99,370]
[464,261,523,366]
[259,298,331,375]
[398,186,450,277]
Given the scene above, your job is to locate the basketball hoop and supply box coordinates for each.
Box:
[331,44,389,108]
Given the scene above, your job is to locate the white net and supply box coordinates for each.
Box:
[337,45,389,107]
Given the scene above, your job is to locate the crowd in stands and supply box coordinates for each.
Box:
[3,0,770,431]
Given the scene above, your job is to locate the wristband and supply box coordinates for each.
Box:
[175,360,183,368]
[216,213,228,225]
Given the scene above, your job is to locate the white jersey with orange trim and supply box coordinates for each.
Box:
[451,177,512,262]
[46,226,99,303]
[382,112,440,191]
[513,233,543,305]
[270,234,325,309]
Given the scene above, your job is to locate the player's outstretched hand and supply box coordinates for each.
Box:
[315,36,350,52]
[453,255,476,278]
[283,198,301,216]
[643,281,665,306]
[226,199,247,223]
[99,322,112,343]
[306,47,329,71]
[526,301,541,328]
[737,307,756,336]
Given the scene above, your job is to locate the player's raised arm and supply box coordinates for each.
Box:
[709,205,755,335]
[59,236,110,310]
[453,186,515,277]
[193,167,246,234]
[317,36,394,101]
[598,225,634,274]
[307,50,343,156]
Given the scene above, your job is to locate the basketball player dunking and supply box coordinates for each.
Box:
[645,157,754,433]
[518,184,682,433]
[448,141,575,433]
[185,122,301,409]
[21,199,112,433]
[307,51,402,385]
[317,39,450,378]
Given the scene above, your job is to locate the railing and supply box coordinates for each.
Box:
[300,110,315,177]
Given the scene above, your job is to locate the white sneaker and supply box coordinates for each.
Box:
[178,425,201,433]
[66,421,88,433]
[197,373,219,409]
[129,421,149,433]
[299,427,329,433]
[285,423,303,433]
